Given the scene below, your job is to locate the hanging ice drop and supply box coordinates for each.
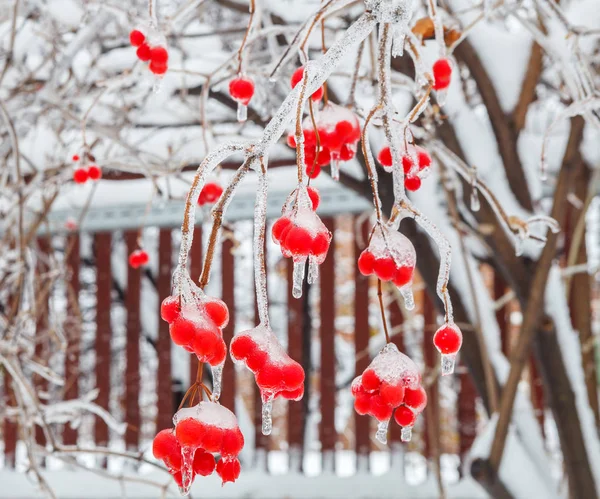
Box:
[400,286,415,311]
[261,395,274,435]
[400,426,412,442]
[307,256,319,284]
[470,189,480,212]
[436,88,448,106]
[292,259,306,298]
[179,446,195,495]
[330,153,340,181]
[237,102,248,123]
[440,353,456,376]
[375,420,389,444]
[211,363,224,401]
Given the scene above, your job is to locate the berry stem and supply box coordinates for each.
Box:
[360,104,384,222]
[236,0,256,74]
[320,14,329,105]
[307,98,321,185]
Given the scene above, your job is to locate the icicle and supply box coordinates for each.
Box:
[307,256,319,284]
[440,353,456,376]
[211,363,224,401]
[436,88,448,107]
[179,446,195,495]
[330,152,340,181]
[515,238,524,257]
[400,286,415,311]
[375,420,389,444]
[237,102,248,123]
[292,259,306,298]
[261,394,274,435]
[470,189,480,212]
[400,426,412,442]
[391,28,405,58]
[152,78,163,94]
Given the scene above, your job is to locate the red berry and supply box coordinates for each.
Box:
[72,154,80,162]
[73,168,88,184]
[87,165,102,180]
[171,471,184,487]
[161,296,181,324]
[204,299,229,328]
[150,46,168,64]
[287,133,296,148]
[432,58,452,90]
[129,250,147,268]
[380,382,405,407]
[291,67,323,101]
[229,77,255,105]
[357,250,375,276]
[394,405,416,427]
[311,231,330,257]
[192,327,219,358]
[377,147,392,167]
[136,43,151,61]
[317,147,331,167]
[149,61,168,75]
[175,418,204,448]
[339,144,355,161]
[306,163,321,179]
[281,362,304,388]
[152,429,182,471]
[281,385,304,400]
[393,266,413,287]
[230,335,255,360]
[221,428,244,457]
[201,183,223,204]
[405,176,422,191]
[361,369,380,392]
[335,120,354,140]
[373,257,396,281]
[354,393,372,415]
[272,217,291,242]
[402,155,414,174]
[216,457,241,484]
[246,347,268,372]
[201,426,223,453]
[170,317,196,346]
[433,324,463,354]
[370,397,393,421]
[208,339,227,366]
[307,187,320,210]
[193,449,216,476]
[129,30,145,47]
[404,386,428,413]
[256,363,282,390]
[284,226,312,256]
[417,147,431,170]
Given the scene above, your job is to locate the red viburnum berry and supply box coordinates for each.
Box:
[129,30,145,47]
[373,257,397,281]
[87,165,102,181]
[193,449,216,476]
[307,187,320,210]
[394,405,416,427]
[357,250,375,276]
[221,428,244,457]
[432,58,452,90]
[433,324,463,355]
[403,386,428,413]
[198,182,223,205]
[160,296,181,324]
[393,266,413,287]
[379,382,405,407]
[229,76,255,105]
[204,299,229,328]
[291,67,324,101]
[149,61,168,75]
[129,249,149,269]
[377,147,392,167]
[136,43,151,61]
[305,163,321,179]
[272,217,292,242]
[216,457,241,484]
[72,154,80,162]
[150,46,168,64]
[152,429,182,471]
[361,369,380,392]
[73,168,89,184]
[285,226,312,256]
[404,175,422,192]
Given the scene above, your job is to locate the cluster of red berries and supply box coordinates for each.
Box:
[153,402,244,491]
[129,29,168,75]
[161,294,228,366]
[229,76,255,106]
[433,323,463,375]
[230,325,305,402]
[197,182,224,206]
[357,224,416,289]
[73,165,102,184]
[129,249,149,268]
[432,58,452,91]
[271,187,332,264]
[377,144,432,192]
[351,343,426,442]
[287,103,361,179]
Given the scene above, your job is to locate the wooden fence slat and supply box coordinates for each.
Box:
[3,376,17,468]
[423,292,439,465]
[156,229,173,431]
[286,255,306,471]
[388,298,406,444]
[458,364,477,474]
[95,233,112,449]
[189,227,203,387]
[63,234,80,445]
[220,238,235,411]
[124,232,141,450]
[255,240,269,464]
[354,218,371,471]
[320,218,336,471]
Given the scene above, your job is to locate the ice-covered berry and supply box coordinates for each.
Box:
[193,449,216,476]
[161,296,181,324]
[198,182,223,206]
[307,187,320,210]
[129,249,149,269]
[404,175,421,191]
[72,154,80,162]
[229,76,255,105]
[216,457,241,484]
[152,429,182,471]
[433,323,463,375]
[403,386,427,413]
[87,165,102,181]
[73,168,88,184]
[432,58,452,90]
[136,43,151,61]
[129,29,145,47]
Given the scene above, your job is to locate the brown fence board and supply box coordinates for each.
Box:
[189,227,203,386]
[220,238,235,410]
[388,298,406,444]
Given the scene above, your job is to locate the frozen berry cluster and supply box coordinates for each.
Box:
[377,144,432,192]
[153,402,244,493]
[129,249,149,268]
[198,182,224,206]
[351,343,426,443]
[357,224,416,290]
[129,29,168,75]
[287,103,361,179]
[230,325,305,404]
[272,187,332,265]
[161,294,229,366]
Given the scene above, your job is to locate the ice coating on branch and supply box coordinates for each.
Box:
[370,343,420,388]
[230,325,305,434]
[211,363,224,401]
[173,401,239,430]
[364,0,412,25]
[254,163,270,325]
